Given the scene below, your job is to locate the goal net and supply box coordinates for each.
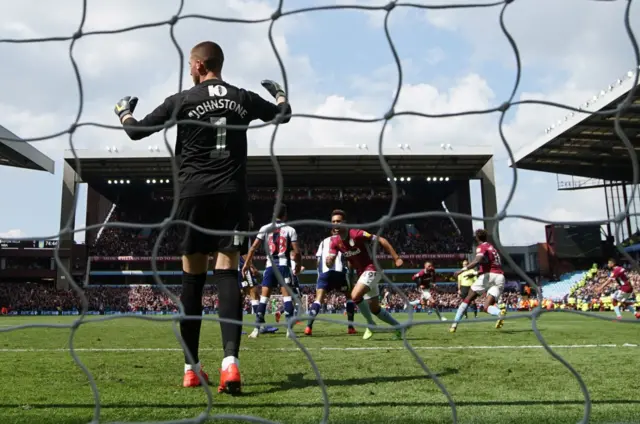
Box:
[1,1,639,424]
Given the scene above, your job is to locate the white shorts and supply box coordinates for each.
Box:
[420,289,432,301]
[612,290,633,302]
[357,270,382,300]
[470,273,505,299]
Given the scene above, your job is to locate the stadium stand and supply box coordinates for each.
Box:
[541,270,589,300]
[0,124,54,173]
[89,188,470,258]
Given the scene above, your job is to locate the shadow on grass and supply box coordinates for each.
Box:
[253,368,459,394]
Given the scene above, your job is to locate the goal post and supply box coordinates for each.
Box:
[268,294,309,315]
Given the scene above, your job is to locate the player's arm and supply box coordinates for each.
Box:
[241,253,259,276]
[315,242,322,270]
[326,238,338,269]
[247,80,292,123]
[465,254,484,270]
[114,94,178,140]
[598,274,615,293]
[373,233,403,267]
[242,234,264,276]
[459,250,485,275]
[290,229,301,274]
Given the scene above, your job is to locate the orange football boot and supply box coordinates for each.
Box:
[218,364,242,395]
[304,326,312,336]
[347,327,357,335]
[275,311,281,323]
[183,368,209,388]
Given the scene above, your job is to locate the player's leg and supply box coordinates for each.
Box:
[424,291,443,320]
[409,288,424,307]
[249,285,260,317]
[366,296,402,340]
[290,273,303,323]
[278,267,295,322]
[243,280,261,331]
[213,249,244,393]
[612,292,624,319]
[210,195,247,394]
[306,285,325,335]
[350,276,378,339]
[250,273,274,338]
[460,285,470,318]
[176,197,211,387]
[483,275,506,328]
[362,272,402,339]
[628,299,640,319]
[343,279,357,333]
[450,280,481,332]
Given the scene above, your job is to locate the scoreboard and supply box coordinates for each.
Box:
[0,239,58,249]
[545,224,602,259]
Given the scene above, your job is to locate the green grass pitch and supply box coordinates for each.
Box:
[0,312,638,424]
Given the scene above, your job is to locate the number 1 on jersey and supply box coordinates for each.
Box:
[210,117,229,158]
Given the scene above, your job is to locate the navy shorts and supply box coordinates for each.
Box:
[317,270,350,292]
[262,265,292,289]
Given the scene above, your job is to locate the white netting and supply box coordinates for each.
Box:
[1,1,639,424]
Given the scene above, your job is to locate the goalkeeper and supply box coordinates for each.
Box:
[114,40,291,394]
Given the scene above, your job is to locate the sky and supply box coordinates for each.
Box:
[0,0,638,246]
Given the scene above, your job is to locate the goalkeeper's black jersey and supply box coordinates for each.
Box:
[123,79,291,198]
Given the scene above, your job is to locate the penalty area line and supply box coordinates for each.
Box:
[0,344,636,353]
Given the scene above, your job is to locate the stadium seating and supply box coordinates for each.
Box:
[90,188,471,257]
[541,270,589,300]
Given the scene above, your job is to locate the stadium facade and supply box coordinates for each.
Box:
[43,143,496,289]
[512,67,640,274]
[0,124,54,174]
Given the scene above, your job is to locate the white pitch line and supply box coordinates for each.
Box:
[0,344,635,353]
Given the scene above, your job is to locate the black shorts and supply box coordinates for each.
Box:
[460,285,472,299]
[176,193,248,255]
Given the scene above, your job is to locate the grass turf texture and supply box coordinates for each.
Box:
[0,312,638,424]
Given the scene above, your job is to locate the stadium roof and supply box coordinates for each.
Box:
[0,125,55,174]
[511,69,640,182]
[64,143,493,188]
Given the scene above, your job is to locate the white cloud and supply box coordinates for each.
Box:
[0,229,27,239]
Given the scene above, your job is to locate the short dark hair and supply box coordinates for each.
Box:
[608,258,616,264]
[276,204,287,220]
[191,41,224,72]
[331,209,347,220]
[475,228,488,242]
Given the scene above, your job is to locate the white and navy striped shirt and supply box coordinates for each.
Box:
[257,221,297,268]
[316,236,347,274]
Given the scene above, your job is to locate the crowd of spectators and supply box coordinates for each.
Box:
[0,282,524,315]
[89,188,471,257]
[561,268,640,310]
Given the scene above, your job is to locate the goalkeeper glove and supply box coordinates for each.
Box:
[261,80,286,100]
[114,96,138,120]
